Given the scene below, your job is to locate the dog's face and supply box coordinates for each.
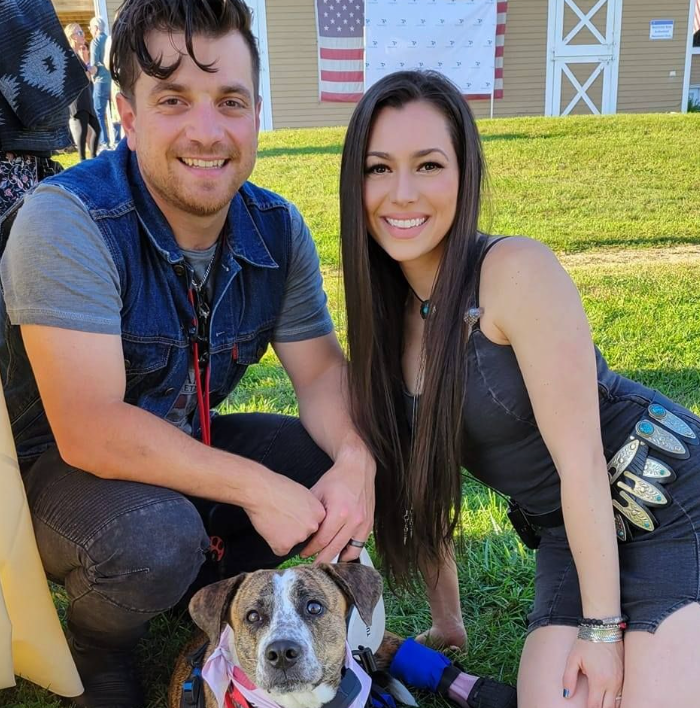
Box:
[189,563,382,708]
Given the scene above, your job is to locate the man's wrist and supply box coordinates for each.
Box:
[225,459,274,511]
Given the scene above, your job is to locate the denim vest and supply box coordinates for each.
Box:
[1,141,291,462]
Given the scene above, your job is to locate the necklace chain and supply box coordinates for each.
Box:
[191,241,220,292]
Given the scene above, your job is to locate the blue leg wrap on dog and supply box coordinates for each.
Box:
[388,638,452,693]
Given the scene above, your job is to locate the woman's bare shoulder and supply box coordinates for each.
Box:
[481,235,561,287]
[478,236,572,342]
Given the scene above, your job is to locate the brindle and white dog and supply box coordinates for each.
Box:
[168,563,393,708]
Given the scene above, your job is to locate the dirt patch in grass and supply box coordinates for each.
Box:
[560,244,700,268]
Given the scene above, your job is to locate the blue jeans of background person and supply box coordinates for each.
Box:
[21,412,332,649]
[92,81,111,147]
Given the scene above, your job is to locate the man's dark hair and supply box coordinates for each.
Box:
[110,0,260,100]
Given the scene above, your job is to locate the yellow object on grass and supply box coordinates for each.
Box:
[0,388,82,696]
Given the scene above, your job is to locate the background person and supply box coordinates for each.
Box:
[339,69,700,708]
[103,30,121,146]
[64,23,100,161]
[89,17,112,150]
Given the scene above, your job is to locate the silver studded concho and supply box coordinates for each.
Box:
[609,404,697,541]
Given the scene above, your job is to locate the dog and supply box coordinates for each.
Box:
[168,562,517,708]
[169,562,392,708]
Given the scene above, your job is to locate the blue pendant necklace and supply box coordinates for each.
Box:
[407,283,431,319]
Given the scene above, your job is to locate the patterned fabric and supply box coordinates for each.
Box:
[0,0,88,152]
[0,151,62,254]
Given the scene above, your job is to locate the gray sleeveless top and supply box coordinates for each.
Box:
[405,236,668,514]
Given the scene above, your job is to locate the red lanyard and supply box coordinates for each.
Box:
[187,288,212,446]
[225,683,250,708]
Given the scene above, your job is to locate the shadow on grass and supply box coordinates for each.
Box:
[481,133,564,143]
[258,144,343,158]
[257,133,546,158]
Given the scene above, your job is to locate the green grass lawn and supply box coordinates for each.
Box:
[3,112,700,708]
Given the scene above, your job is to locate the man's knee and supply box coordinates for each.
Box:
[211,413,333,488]
[77,497,209,614]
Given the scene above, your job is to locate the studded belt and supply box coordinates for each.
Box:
[608,403,698,541]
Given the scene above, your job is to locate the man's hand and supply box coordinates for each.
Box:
[274,334,376,562]
[300,447,375,563]
[245,470,327,557]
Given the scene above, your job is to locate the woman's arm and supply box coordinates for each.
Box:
[418,546,467,650]
[481,238,623,704]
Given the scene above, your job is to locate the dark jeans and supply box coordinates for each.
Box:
[21,413,332,648]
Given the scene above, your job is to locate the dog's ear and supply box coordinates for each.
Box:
[319,562,383,627]
[189,574,248,644]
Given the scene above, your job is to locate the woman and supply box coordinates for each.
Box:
[64,22,100,160]
[340,70,700,708]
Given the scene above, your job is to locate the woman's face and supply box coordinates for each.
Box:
[70,27,85,49]
[363,100,460,270]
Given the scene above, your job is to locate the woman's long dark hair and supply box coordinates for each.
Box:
[340,71,487,586]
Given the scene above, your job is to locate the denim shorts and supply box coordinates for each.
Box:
[527,406,700,634]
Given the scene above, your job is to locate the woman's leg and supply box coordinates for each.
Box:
[620,603,700,707]
[69,113,88,161]
[518,626,588,708]
[518,605,700,708]
[87,113,101,157]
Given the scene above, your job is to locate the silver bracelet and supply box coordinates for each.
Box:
[577,625,623,643]
[578,615,626,627]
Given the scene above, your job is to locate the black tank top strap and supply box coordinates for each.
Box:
[467,236,509,332]
[473,235,509,309]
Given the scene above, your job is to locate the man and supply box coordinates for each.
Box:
[0,1,375,706]
[88,16,112,149]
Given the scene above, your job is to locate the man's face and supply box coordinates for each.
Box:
[118,31,260,222]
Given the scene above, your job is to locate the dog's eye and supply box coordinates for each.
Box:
[306,601,324,616]
[246,610,261,623]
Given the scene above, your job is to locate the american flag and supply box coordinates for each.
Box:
[694,0,700,34]
[315,0,365,102]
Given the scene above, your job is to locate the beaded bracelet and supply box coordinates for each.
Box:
[578,615,628,629]
[577,615,627,643]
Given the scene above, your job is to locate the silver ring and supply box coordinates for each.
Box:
[347,539,366,549]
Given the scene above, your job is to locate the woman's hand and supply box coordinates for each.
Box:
[562,639,624,708]
[416,621,468,652]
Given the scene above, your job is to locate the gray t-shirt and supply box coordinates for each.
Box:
[164,243,219,434]
[1,184,334,431]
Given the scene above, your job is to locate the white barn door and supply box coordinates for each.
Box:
[244,0,274,131]
[545,0,623,116]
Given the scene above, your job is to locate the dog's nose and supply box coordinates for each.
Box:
[265,640,302,670]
